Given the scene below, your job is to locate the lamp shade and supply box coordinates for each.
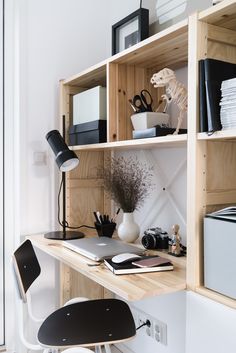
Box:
[46,130,79,172]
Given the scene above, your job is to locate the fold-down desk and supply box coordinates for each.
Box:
[27,234,186,301]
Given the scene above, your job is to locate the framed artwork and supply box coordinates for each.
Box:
[112,8,149,55]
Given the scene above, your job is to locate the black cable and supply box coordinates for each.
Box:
[140,0,143,8]
[57,176,95,230]
[136,320,151,331]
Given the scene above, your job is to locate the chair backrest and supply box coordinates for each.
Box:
[13,239,41,302]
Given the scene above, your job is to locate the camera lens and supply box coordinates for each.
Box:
[142,234,159,249]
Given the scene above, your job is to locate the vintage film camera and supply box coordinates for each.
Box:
[141,227,169,250]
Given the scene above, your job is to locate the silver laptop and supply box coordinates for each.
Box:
[62,237,143,261]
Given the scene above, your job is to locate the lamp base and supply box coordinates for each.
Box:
[44,230,84,240]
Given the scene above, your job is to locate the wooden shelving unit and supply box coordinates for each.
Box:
[56,1,236,307]
[186,1,236,309]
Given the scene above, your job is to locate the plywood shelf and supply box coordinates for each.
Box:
[198,129,236,141]
[109,19,188,71]
[69,134,187,151]
[27,234,186,302]
[199,0,236,30]
[62,60,107,88]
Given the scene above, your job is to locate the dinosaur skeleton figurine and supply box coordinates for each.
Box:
[150,68,187,135]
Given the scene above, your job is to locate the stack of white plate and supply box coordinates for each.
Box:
[220,77,236,130]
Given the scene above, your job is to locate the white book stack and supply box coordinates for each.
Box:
[220,77,236,130]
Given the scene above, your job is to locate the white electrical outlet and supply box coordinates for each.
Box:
[131,306,167,345]
[153,318,167,345]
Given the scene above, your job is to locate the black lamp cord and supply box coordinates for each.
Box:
[57,177,95,230]
[140,0,142,8]
[136,319,151,331]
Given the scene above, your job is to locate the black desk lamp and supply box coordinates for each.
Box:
[45,129,84,240]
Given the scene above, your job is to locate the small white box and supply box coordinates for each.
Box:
[131,112,169,130]
[73,86,107,125]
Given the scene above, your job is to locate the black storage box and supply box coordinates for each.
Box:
[69,120,107,145]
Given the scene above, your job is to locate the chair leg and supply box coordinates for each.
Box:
[104,345,111,353]
[94,346,102,353]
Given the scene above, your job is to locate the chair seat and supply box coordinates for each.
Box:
[38,298,136,348]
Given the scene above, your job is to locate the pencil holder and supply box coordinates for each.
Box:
[94,222,116,238]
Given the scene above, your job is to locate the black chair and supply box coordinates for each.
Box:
[13,240,136,353]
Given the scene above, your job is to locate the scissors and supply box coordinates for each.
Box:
[132,89,153,113]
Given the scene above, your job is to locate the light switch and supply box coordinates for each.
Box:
[33,151,46,165]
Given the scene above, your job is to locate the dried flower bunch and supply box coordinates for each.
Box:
[102,156,153,213]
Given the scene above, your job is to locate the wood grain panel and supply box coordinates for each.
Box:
[69,186,104,226]
[107,63,118,142]
[126,65,136,140]
[69,269,104,300]
[114,33,187,68]
[208,40,236,64]
[206,141,236,192]
[199,1,236,31]
[63,61,107,88]
[70,151,104,179]
[186,15,208,290]
[111,21,188,69]
[117,65,128,141]
[206,190,236,206]
[207,23,236,46]
[67,151,106,227]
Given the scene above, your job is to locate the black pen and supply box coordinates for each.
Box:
[111,208,120,222]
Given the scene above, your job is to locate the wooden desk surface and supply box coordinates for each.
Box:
[28,234,186,301]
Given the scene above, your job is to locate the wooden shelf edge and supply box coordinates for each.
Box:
[62,60,107,86]
[198,130,236,141]
[195,286,236,309]
[70,134,188,151]
[199,0,236,23]
[109,18,188,64]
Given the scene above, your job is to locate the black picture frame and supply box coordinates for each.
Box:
[112,8,149,55]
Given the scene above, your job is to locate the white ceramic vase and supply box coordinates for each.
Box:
[118,212,140,243]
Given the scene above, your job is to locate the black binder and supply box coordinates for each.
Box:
[199,60,208,132]
[201,59,236,133]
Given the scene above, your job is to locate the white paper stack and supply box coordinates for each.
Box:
[220,77,236,129]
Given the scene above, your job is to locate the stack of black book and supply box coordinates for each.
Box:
[199,58,236,134]
[132,125,187,139]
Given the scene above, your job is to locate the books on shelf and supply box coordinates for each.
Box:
[104,255,173,275]
[220,78,236,130]
[199,58,236,133]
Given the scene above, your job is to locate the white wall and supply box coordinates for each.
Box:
[12,1,236,353]
[119,292,186,353]
[186,292,236,353]
[20,0,112,235]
